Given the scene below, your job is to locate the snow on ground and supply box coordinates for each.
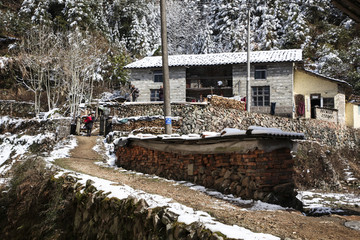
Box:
[297,190,360,209]
[0,116,26,129]
[0,57,9,69]
[44,136,77,164]
[343,158,358,182]
[0,132,56,176]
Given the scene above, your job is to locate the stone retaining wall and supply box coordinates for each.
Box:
[0,100,35,118]
[0,117,71,141]
[69,177,223,240]
[112,103,359,149]
[1,169,227,240]
[116,143,302,209]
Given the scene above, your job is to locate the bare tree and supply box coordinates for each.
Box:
[18,25,57,114]
[61,30,109,118]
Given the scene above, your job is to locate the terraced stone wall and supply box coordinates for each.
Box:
[0,100,34,118]
[111,103,359,149]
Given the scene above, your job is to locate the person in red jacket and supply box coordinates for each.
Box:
[84,112,94,137]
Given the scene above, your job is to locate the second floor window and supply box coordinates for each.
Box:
[252,86,270,106]
[255,66,267,80]
[154,70,163,82]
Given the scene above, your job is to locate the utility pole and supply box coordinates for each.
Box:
[246,1,251,113]
[160,0,172,134]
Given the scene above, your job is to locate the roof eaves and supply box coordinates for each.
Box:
[302,69,352,87]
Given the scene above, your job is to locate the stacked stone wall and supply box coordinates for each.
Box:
[116,144,300,208]
[112,103,359,149]
[71,178,221,239]
[0,117,71,140]
[2,172,225,240]
[0,100,34,118]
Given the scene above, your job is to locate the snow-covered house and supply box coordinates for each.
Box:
[124,49,352,123]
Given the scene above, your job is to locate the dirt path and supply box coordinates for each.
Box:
[57,135,360,240]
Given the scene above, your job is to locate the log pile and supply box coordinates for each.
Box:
[209,95,246,111]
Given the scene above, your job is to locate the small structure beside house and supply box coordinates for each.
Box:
[294,69,352,125]
[125,49,353,125]
[346,95,360,129]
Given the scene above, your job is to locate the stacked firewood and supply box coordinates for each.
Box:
[112,117,182,134]
[209,95,246,111]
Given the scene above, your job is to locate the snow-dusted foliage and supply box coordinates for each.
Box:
[1,0,357,93]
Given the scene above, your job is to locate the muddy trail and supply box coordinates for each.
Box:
[56,135,360,240]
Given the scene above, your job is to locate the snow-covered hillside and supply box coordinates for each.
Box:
[1,0,359,92]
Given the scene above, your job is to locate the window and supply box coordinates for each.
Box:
[150,89,160,101]
[255,66,267,80]
[153,70,163,82]
[323,98,334,109]
[252,86,270,106]
[358,105,360,115]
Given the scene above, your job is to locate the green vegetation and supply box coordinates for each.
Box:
[0,158,76,240]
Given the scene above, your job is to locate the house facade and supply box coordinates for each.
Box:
[293,69,351,125]
[346,95,360,129]
[125,49,352,124]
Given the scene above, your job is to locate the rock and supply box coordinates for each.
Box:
[214,177,225,189]
[344,221,360,231]
[173,224,189,239]
[223,170,232,179]
[162,211,178,225]
[134,198,149,214]
[241,176,250,187]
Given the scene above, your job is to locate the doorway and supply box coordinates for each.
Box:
[310,94,321,119]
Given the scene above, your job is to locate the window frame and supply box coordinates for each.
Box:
[252,86,270,106]
[153,70,163,83]
[254,66,267,80]
[150,89,160,101]
[322,97,335,109]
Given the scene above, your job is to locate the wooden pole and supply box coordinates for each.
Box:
[160,0,172,134]
[246,2,251,113]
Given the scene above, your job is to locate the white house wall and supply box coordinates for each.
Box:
[129,67,186,102]
[233,62,294,117]
[294,70,346,124]
[345,103,360,129]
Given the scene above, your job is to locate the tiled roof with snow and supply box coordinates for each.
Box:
[125,49,303,69]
